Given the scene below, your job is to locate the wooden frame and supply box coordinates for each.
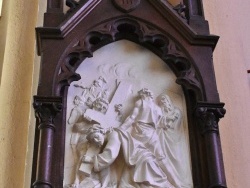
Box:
[32,0,227,187]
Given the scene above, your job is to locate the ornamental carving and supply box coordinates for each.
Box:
[56,18,201,97]
[63,41,193,187]
[195,103,226,134]
[33,96,63,130]
[112,0,141,13]
[33,0,227,187]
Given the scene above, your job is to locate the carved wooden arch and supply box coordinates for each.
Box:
[55,17,203,99]
[32,0,227,188]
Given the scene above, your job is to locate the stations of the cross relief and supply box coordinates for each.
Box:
[63,41,193,188]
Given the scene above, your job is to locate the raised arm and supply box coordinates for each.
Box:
[119,99,141,130]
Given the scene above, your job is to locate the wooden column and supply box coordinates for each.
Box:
[44,0,64,26]
[32,96,62,188]
[183,0,209,34]
[196,102,227,188]
[47,0,63,11]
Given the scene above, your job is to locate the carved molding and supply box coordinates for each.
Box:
[56,17,202,97]
[173,2,187,20]
[66,0,80,13]
[112,0,141,13]
[32,96,63,188]
[33,96,63,130]
[195,102,227,187]
[36,0,219,54]
[33,180,53,188]
[32,0,227,187]
[195,102,226,134]
[176,69,201,93]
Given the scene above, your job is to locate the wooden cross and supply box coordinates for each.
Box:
[84,80,132,128]
[79,80,132,175]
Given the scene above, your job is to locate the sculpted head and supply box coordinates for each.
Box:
[93,76,107,87]
[138,88,153,99]
[157,94,174,111]
[93,98,109,113]
[73,95,83,105]
[86,124,106,147]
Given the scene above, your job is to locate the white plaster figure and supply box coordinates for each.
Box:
[74,76,107,108]
[66,124,109,188]
[83,80,132,129]
[67,95,91,158]
[157,94,193,188]
[67,77,111,187]
[64,41,193,188]
[118,88,175,188]
[67,95,95,187]
[81,125,120,188]
[66,86,192,188]
[81,124,175,188]
[114,104,123,122]
[92,97,109,114]
[120,88,164,159]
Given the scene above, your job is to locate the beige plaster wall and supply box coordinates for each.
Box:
[0,0,9,83]
[204,1,250,187]
[0,0,39,187]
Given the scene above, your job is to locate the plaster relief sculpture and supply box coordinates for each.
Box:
[67,77,111,187]
[117,88,175,188]
[82,125,120,188]
[64,40,193,188]
[120,88,165,160]
[66,88,190,188]
[65,76,131,187]
[79,88,176,188]
[157,94,193,187]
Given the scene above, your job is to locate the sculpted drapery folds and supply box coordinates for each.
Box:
[34,0,227,187]
[157,94,193,188]
[118,88,175,188]
[66,77,109,187]
[64,76,192,188]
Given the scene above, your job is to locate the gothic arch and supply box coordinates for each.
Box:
[32,1,227,187]
[55,17,203,100]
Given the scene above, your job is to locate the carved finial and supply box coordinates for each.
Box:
[66,0,80,12]
[173,2,186,20]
